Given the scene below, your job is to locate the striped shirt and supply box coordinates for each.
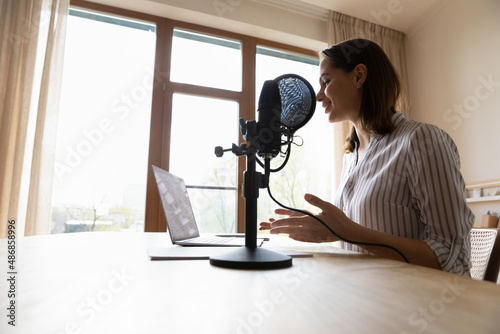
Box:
[333,112,474,275]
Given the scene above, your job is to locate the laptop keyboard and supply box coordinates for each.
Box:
[187,236,236,244]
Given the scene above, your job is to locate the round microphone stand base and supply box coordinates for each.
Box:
[209,247,292,270]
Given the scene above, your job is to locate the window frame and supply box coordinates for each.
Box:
[70,0,319,233]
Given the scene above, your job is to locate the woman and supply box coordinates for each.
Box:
[260,39,474,275]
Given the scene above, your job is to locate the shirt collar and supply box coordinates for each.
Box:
[370,112,405,141]
[392,111,406,128]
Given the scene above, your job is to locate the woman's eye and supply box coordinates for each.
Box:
[322,80,330,86]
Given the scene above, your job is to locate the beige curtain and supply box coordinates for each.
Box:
[0,0,68,238]
[327,10,410,190]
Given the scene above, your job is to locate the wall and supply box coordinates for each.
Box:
[406,0,500,221]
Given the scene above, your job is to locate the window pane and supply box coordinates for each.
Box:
[169,94,239,233]
[170,29,242,91]
[51,9,156,233]
[255,46,335,220]
[187,188,236,234]
[170,94,239,186]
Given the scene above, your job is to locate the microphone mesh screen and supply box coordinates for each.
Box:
[277,76,313,129]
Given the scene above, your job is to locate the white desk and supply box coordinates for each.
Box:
[1,232,499,334]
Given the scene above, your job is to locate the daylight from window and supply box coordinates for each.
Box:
[51,11,334,234]
[171,29,242,91]
[51,10,156,233]
[169,93,239,233]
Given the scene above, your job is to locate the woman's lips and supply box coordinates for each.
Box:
[322,101,331,111]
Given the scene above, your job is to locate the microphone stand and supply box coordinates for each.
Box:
[209,119,292,269]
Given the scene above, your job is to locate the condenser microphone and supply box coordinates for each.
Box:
[257,80,282,159]
[210,73,316,270]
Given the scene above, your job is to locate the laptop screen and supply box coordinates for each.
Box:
[152,166,200,241]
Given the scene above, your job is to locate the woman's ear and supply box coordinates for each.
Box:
[354,64,367,87]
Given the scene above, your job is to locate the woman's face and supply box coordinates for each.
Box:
[316,58,362,124]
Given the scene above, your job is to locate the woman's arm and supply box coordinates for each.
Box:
[406,124,474,273]
[336,212,441,269]
[263,193,441,270]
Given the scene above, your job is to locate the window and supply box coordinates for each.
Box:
[167,29,243,233]
[55,3,335,234]
[50,8,156,233]
[169,93,239,233]
[170,29,242,91]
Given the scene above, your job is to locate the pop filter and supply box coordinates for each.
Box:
[256,74,316,160]
[274,73,316,135]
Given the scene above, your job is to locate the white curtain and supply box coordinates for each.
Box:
[327,10,410,190]
[0,0,69,238]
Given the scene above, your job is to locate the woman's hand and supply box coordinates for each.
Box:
[261,194,442,269]
[259,194,350,243]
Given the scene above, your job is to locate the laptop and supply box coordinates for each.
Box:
[152,165,264,247]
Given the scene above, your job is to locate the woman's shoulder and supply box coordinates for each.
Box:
[392,112,453,142]
[382,113,459,161]
[392,113,460,162]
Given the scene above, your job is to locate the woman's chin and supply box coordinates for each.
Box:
[326,112,338,123]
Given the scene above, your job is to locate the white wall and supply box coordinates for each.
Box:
[406,0,500,221]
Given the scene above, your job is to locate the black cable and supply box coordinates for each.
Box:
[266,185,410,264]
[270,141,291,173]
[256,140,292,172]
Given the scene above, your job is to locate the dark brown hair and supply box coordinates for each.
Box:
[319,39,401,153]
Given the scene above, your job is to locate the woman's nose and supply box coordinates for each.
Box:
[316,89,324,102]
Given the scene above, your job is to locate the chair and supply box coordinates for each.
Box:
[470,228,500,282]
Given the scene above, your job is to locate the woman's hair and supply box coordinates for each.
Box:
[319,39,401,153]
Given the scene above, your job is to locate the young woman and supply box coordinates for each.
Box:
[260,39,474,275]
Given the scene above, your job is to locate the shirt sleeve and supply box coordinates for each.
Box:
[407,124,474,275]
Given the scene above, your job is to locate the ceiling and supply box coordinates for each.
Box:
[86,0,448,50]
[92,0,447,34]
[279,0,447,33]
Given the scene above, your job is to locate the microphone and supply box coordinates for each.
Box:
[257,80,282,159]
[210,74,316,270]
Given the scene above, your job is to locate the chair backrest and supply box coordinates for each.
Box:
[470,228,500,283]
